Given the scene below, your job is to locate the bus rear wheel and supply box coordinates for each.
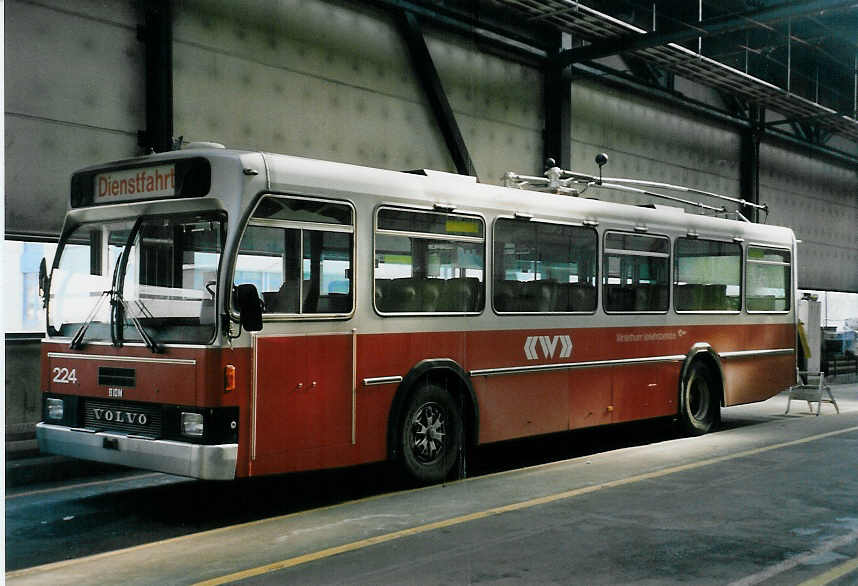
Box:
[680,362,720,436]
[399,384,462,484]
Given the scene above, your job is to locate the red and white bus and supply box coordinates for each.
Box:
[37,145,796,483]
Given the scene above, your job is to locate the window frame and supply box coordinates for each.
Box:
[373,204,486,317]
[601,230,671,315]
[492,216,599,315]
[673,236,743,315]
[745,243,792,314]
[232,193,356,321]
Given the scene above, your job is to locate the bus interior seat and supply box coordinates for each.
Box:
[494,280,523,312]
[634,284,651,311]
[376,278,417,312]
[649,284,669,311]
[419,279,442,311]
[604,285,635,312]
[521,280,557,312]
[701,284,726,310]
[567,283,596,312]
[267,282,299,313]
[674,283,696,310]
[437,277,477,312]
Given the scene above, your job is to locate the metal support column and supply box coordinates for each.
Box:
[544,33,573,169]
[740,105,764,222]
[396,10,475,177]
[137,0,173,153]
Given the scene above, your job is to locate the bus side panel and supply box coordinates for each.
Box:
[720,321,795,406]
[354,331,467,460]
[472,372,569,443]
[611,363,678,423]
[744,320,795,350]
[568,368,612,429]
[467,329,576,443]
[251,331,469,476]
[722,353,795,406]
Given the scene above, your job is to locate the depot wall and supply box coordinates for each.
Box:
[570,80,742,209]
[760,144,858,292]
[5,0,857,436]
[171,0,544,186]
[5,0,143,237]
[5,0,858,272]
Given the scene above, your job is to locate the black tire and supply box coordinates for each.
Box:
[679,362,721,436]
[398,384,462,484]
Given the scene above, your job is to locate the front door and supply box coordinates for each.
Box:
[252,333,352,474]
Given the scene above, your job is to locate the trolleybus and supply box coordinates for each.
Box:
[37,145,796,483]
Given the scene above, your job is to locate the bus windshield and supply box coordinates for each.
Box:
[47,212,225,345]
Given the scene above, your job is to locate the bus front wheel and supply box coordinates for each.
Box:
[398,384,462,484]
[680,362,720,436]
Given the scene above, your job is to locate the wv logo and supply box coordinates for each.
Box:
[524,335,573,360]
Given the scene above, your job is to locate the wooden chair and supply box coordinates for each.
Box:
[785,369,839,416]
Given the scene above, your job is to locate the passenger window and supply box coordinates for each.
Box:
[374,208,484,313]
[234,195,354,315]
[746,247,790,312]
[493,219,597,313]
[674,238,741,311]
[603,233,670,312]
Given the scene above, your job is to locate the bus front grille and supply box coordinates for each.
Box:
[82,399,162,437]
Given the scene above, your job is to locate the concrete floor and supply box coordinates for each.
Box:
[7,384,858,585]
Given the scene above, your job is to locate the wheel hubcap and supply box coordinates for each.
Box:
[410,402,447,463]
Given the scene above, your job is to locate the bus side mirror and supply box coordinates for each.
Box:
[38,258,48,301]
[234,284,263,332]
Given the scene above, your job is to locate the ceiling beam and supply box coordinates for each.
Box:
[137,0,173,153]
[555,0,856,67]
[396,9,476,177]
[765,108,858,127]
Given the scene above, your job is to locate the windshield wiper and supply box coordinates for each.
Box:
[105,216,161,354]
[115,295,163,354]
[69,290,111,350]
[70,238,129,351]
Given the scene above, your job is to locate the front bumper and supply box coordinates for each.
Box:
[36,423,237,480]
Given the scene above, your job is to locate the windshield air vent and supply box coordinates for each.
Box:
[98,367,136,387]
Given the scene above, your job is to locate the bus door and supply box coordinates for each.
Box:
[253,333,353,470]
[233,194,356,473]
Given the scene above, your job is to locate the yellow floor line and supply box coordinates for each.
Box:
[798,557,858,586]
[195,425,858,586]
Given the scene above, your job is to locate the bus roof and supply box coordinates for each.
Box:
[68,147,795,248]
[259,150,794,248]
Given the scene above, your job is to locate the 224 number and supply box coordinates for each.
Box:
[52,367,78,384]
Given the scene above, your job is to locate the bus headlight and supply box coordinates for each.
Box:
[46,398,64,420]
[181,412,204,437]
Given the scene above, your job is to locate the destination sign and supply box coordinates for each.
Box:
[94,164,176,203]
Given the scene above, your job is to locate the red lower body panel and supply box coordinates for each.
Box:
[41,320,794,479]
[243,322,793,476]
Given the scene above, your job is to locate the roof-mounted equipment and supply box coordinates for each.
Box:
[504,154,770,222]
